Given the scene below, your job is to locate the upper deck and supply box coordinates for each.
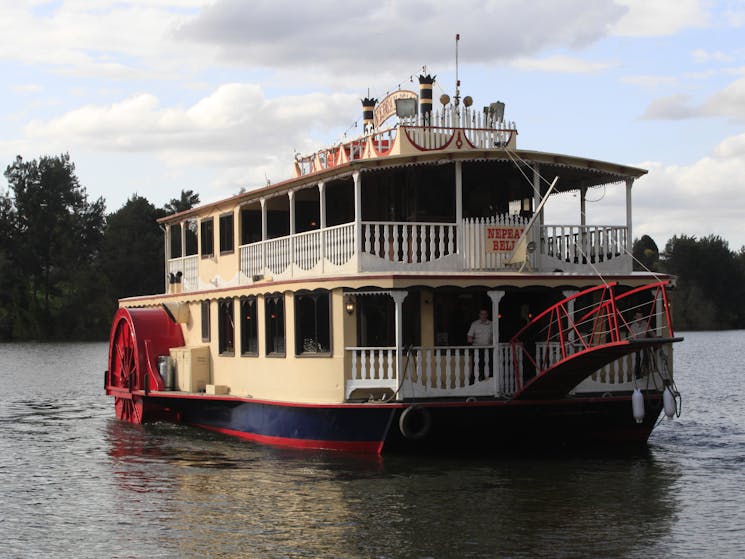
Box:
[160,81,646,295]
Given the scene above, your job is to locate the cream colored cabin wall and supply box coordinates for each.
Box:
[196,206,241,290]
[171,289,347,404]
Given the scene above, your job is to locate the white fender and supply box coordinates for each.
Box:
[663,386,676,418]
[632,388,645,424]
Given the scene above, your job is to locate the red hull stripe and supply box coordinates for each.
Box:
[111,389,653,409]
[193,423,384,454]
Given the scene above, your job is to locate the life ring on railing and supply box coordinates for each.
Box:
[399,405,432,440]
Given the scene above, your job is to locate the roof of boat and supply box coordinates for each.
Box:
[159,148,647,224]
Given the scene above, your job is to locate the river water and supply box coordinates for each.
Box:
[1,331,744,558]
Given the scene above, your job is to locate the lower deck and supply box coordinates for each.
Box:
[111,277,677,407]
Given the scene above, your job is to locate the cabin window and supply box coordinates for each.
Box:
[240,205,262,245]
[201,218,214,257]
[218,298,235,355]
[240,296,258,356]
[219,213,234,254]
[201,301,211,342]
[170,224,182,258]
[294,290,331,355]
[185,219,198,256]
[265,293,286,356]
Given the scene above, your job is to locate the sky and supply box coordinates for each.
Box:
[1,0,744,250]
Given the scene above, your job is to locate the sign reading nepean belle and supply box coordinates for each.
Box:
[486,226,525,253]
[374,90,418,128]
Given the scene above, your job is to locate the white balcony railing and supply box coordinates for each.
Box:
[167,255,198,291]
[540,225,628,269]
[174,220,630,291]
[345,344,518,399]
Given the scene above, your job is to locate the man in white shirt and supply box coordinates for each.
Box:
[467,309,492,381]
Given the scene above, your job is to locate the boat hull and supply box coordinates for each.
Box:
[129,391,664,454]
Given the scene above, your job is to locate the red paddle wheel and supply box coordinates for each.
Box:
[106,307,185,423]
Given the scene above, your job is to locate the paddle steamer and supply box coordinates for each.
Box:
[105,73,681,453]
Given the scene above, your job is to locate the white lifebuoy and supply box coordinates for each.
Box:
[399,405,432,440]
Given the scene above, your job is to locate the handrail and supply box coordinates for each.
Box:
[510,281,675,388]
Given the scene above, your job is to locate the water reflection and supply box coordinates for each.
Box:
[5,337,743,558]
[105,420,683,559]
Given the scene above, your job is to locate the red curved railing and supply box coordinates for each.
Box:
[510,280,675,391]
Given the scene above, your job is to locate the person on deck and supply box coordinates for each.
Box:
[628,310,656,378]
[467,309,493,382]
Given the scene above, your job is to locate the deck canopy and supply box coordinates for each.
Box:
[158,149,646,227]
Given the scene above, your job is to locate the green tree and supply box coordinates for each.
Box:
[661,235,745,330]
[164,189,200,214]
[632,234,659,272]
[3,154,106,339]
[0,187,18,338]
[101,194,166,302]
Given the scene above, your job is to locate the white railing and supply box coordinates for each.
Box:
[346,342,667,400]
[462,214,530,271]
[265,236,292,275]
[541,225,627,266]
[528,342,671,394]
[346,344,518,399]
[239,222,356,279]
[401,107,517,151]
[324,223,356,266]
[167,255,198,291]
[195,220,630,291]
[293,229,321,271]
[241,243,263,278]
[361,222,456,264]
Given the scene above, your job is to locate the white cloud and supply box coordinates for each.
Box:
[621,75,679,89]
[611,0,709,37]
[691,49,735,64]
[19,84,360,186]
[702,76,745,120]
[641,94,697,120]
[10,84,43,93]
[177,0,625,73]
[642,75,745,122]
[0,2,211,79]
[511,55,615,73]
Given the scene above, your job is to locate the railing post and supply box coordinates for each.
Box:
[391,290,408,400]
[354,171,362,271]
[318,181,326,273]
[487,290,505,395]
[455,160,463,260]
[260,198,267,275]
[288,189,295,278]
[625,178,633,255]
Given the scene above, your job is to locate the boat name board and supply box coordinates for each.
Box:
[486,226,525,252]
[374,90,418,128]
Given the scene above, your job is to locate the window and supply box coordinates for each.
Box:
[218,298,235,355]
[295,290,331,355]
[240,297,258,356]
[170,224,182,258]
[201,218,214,257]
[185,219,198,256]
[201,301,211,342]
[265,293,285,356]
[219,213,234,254]
[240,205,262,245]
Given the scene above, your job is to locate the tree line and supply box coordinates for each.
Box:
[2,154,745,341]
[632,234,745,330]
[0,154,199,340]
